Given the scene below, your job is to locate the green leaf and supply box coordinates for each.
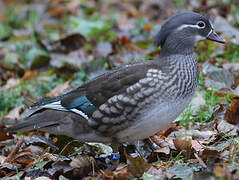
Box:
[70,16,109,38]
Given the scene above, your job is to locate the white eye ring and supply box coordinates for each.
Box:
[196,21,206,29]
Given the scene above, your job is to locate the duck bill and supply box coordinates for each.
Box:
[206,30,226,44]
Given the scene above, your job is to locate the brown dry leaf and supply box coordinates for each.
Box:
[47,79,72,97]
[150,135,172,154]
[0,155,14,170]
[6,104,25,119]
[14,152,35,168]
[50,33,87,53]
[224,97,239,126]
[191,130,217,142]
[155,123,177,137]
[23,145,44,154]
[191,140,204,152]
[214,164,225,178]
[215,88,238,98]
[118,36,131,46]
[0,78,20,91]
[125,153,150,177]
[150,135,169,148]
[47,0,79,17]
[151,132,176,151]
[223,63,239,78]
[143,23,152,32]
[22,70,38,81]
[70,155,96,170]
[154,146,170,155]
[117,15,134,31]
[210,103,228,122]
[216,119,239,135]
[100,165,130,180]
[200,149,221,161]
[173,138,192,159]
[50,51,89,70]
[41,152,58,162]
[230,143,237,158]
[47,4,66,17]
[0,125,13,141]
[48,161,75,179]
[145,166,166,179]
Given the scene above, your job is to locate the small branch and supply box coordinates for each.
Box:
[5,136,24,163]
[194,153,207,168]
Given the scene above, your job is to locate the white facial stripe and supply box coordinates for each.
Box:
[177,24,199,31]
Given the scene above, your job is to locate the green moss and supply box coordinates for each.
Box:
[0,73,67,117]
[0,88,24,118]
[222,43,239,62]
[195,41,218,62]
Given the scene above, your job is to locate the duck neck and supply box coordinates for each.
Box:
[159,32,195,58]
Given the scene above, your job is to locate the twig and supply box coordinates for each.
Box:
[194,153,207,168]
[5,136,24,163]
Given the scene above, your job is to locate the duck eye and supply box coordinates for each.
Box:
[197,21,206,28]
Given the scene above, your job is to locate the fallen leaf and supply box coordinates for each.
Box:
[214,164,224,178]
[202,61,234,89]
[150,135,169,148]
[125,152,150,177]
[14,152,35,167]
[49,161,74,178]
[0,125,13,141]
[200,149,221,161]
[223,63,239,78]
[210,103,228,121]
[117,14,134,31]
[6,104,25,119]
[22,70,37,81]
[145,166,166,179]
[86,142,112,158]
[0,78,20,91]
[50,52,90,71]
[216,119,239,135]
[100,165,130,180]
[224,97,239,126]
[49,33,87,53]
[154,146,170,155]
[191,140,204,152]
[70,155,96,170]
[155,123,177,137]
[173,138,192,159]
[47,80,72,97]
[143,23,152,32]
[166,165,193,179]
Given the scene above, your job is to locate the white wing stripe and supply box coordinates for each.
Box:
[42,101,89,120]
[42,101,67,111]
[70,108,89,120]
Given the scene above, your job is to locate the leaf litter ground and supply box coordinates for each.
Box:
[1,0,239,179]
